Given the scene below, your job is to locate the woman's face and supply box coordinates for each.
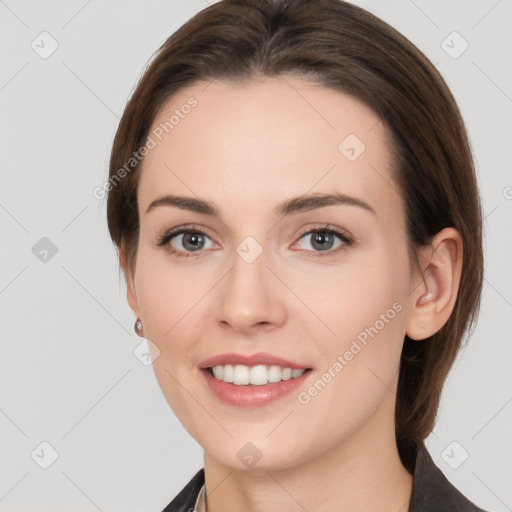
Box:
[127,77,420,470]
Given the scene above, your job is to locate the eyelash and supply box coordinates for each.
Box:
[155,223,355,258]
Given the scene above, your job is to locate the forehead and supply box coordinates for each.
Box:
[137,76,401,221]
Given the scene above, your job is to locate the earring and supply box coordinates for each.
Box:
[417,292,433,306]
[134,318,143,336]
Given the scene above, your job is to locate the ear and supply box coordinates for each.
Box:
[405,227,463,341]
[119,245,140,320]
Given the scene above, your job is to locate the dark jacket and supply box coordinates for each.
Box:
[161,432,489,511]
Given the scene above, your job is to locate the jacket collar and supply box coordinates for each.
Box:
[398,433,486,511]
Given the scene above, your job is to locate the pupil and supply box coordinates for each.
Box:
[183,233,204,251]
[312,232,333,251]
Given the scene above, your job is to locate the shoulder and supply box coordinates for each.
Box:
[160,468,204,512]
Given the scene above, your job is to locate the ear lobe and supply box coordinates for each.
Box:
[406,228,463,341]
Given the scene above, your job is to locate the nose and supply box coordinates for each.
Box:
[215,245,287,335]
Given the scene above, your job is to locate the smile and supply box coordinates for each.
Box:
[209,364,307,385]
[200,366,313,408]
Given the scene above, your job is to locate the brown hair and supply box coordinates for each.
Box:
[106,0,483,443]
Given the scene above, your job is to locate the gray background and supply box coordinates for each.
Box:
[1,0,511,511]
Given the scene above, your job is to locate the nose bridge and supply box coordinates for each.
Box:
[216,236,285,332]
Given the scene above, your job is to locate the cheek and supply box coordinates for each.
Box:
[133,251,207,421]
[310,254,408,340]
[133,247,221,378]
[311,245,410,383]
[293,268,408,446]
[133,249,197,349]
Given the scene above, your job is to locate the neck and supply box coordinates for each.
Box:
[202,399,413,512]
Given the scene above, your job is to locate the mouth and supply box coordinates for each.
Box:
[199,364,314,408]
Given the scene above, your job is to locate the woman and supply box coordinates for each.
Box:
[106,0,487,510]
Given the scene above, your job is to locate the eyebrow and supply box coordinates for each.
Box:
[145,192,376,217]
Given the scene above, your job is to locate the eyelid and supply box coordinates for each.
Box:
[291,223,355,253]
[155,223,215,247]
[296,223,353,242]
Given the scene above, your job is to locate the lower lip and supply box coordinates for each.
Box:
[200,368,313,407]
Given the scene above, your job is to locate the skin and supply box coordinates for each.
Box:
[120,76,463,512]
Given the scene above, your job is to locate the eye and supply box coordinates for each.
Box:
[292,224,354,256]
[156,223,354,258]
[156,224,216,257]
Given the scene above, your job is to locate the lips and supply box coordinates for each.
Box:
[199,364,313,407]
[198,352,311,370]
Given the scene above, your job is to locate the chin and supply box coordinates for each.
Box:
[201,435,312,473]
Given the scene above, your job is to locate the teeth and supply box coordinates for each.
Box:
[210,364,306,386]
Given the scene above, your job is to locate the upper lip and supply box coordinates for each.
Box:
[198,352,311,370]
